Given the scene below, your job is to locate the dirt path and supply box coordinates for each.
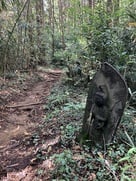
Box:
[0,68,62,180]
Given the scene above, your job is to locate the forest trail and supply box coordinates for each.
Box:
[0,67,62,180]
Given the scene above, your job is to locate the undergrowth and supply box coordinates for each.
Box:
[36,82,135,181]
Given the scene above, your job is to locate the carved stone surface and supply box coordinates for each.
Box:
[81,62,128,146]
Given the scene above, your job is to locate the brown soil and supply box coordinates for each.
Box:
[0,67,62,180]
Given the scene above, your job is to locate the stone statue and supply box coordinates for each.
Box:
[80,62,128,147]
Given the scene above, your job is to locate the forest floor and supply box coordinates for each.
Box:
[0,66,135,181]
[0,67,63,180]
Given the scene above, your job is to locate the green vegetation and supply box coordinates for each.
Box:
[32,83,135,180]
[0,0,136,180]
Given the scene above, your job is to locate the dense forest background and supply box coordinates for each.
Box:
[0,0,136,180]
[0,0,136,76]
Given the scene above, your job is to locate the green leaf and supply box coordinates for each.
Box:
[119,156,130,162]
[128,147,136,156]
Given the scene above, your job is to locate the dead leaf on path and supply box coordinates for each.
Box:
[97,152,104,159]
[2,166,35,181]
[2,170,26,181]
[24,131,31,136]
[73,154,84,161]
[30,158,39,166]
[41,159,55,170]
[72,145,82,151]
[12,125,20,133]
[41,136,60,150]
[88,173,96,181]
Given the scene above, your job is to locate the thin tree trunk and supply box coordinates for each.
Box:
[35,0,44,64]
[88,0,95,9]
[107,0,113,27]
[49,0,55,59]
[113,0,120,25]
[26,0,34,69]
[3,0,29,74]
[58,0,65,49]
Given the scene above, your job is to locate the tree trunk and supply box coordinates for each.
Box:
[26,0,35,69]
[88,0,95,9]
[107,0,113,26]
[113,0,120,25]
[107,0,113,12]
[58,0,65,49]
[35,0,45,64]
[49,0,55,59]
